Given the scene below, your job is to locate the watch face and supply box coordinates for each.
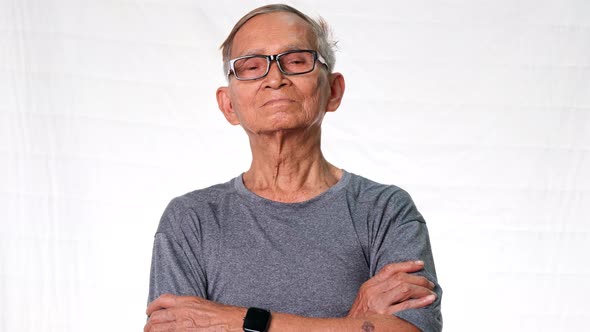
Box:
[243,307,270,332]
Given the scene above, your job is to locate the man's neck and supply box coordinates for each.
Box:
[243,128,341,203]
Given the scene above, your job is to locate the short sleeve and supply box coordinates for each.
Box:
[369,189,443,332]
[147,199,207,304]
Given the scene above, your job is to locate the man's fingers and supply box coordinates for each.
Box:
[374,261,425,281]
[350,261,437,317]
[358,283,435,315]
[384,284,436,303]
[146,294,178,316]
[147,309,176,324]
[395,274,436,290]
[144,320,176,332]
[387,294,436,315]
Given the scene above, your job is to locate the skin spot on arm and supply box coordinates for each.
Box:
[361,321,375,332]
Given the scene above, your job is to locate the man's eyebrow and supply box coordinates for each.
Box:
[236,45,310,57]
[238,48,265,56]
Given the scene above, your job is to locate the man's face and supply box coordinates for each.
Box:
[218,12,335,135]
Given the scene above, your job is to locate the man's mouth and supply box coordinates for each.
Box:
[262,98,294,107]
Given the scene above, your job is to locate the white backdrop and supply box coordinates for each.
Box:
[1,0,589,331]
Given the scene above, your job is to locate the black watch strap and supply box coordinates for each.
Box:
[243,307,271,332]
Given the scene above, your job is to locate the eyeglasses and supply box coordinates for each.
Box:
[227,50,327,81]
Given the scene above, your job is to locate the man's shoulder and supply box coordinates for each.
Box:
[159,176,239,224]
[346,172,412,204]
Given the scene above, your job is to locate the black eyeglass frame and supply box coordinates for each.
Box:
[226,50,328,81]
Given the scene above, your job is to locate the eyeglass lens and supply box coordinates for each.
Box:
[233,51,315,79]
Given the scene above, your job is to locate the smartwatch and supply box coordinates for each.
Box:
[243,307,271,332]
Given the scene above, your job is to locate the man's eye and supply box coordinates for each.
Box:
[236,58,264,72]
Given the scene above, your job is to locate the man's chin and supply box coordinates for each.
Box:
[251,124,312,136]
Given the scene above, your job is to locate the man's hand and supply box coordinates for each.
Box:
[348,260,437,318]
[144,294,245,332]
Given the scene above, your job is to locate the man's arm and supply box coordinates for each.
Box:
[144,294,426,332]
[364,188,443,331]
[347,261,436,318]
[145,261,436,332]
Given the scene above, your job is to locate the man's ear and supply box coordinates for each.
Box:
[216,86,240,125]
[325,73,345,113]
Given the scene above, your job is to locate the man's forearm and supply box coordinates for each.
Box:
[267,312,420,332]
[145,294,422,332]
[212,306,421,332]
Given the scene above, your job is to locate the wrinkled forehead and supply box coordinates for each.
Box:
[230,12,316,58]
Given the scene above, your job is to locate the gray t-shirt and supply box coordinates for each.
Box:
[149,170,442,331]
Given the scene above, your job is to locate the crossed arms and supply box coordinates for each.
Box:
[144,260,437,332]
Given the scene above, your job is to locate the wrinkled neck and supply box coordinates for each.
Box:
[243,127,341,203]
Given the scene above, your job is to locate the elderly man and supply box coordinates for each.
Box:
[145,4,442,332]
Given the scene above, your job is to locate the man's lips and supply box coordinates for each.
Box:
[261,98,295,107]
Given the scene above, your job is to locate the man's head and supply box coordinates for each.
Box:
[216,5,345,136]
[220,4,337,78]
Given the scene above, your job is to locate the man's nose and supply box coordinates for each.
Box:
[264,60,287,87]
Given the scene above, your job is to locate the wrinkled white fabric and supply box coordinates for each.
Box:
[1,1,589,331]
